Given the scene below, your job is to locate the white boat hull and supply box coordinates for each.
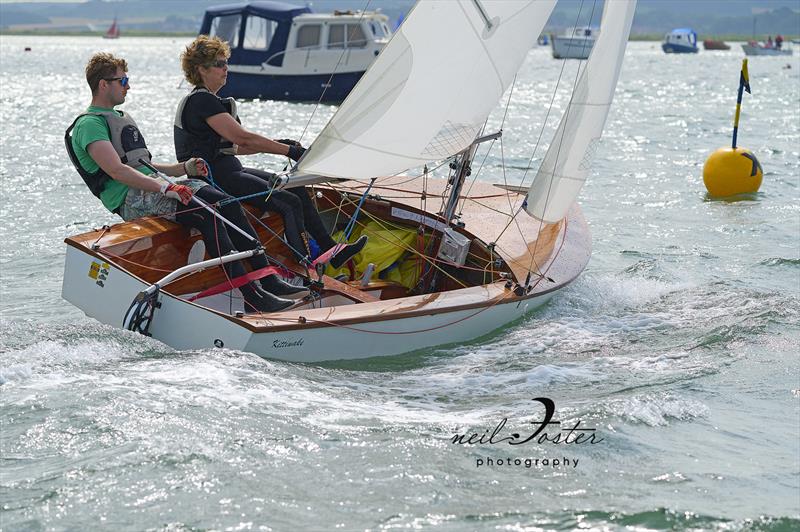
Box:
[63,246,558,362]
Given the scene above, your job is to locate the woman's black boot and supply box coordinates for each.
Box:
[261,274,309,298]
[240,282,294,313]
[330,235,368,269]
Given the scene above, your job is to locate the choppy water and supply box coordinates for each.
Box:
[1,35,799,531]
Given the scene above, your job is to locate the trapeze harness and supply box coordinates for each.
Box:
[174,87,240,163]
[64,110,152,200]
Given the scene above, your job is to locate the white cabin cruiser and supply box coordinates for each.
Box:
[201,1,392,102]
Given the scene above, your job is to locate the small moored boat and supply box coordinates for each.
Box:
[201,1,391,102]
[703,39,730,51]
[550,26,597,59]
[662,28,698,53]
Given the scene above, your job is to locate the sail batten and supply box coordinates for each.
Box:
[295,0,558,181]
[524,0,637,223]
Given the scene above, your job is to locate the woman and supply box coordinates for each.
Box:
[174,35,366,272]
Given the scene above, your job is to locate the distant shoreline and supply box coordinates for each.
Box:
[1,30,797,41]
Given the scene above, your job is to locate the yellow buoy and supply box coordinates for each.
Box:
[703,147,763,197]
[703,58,763,197]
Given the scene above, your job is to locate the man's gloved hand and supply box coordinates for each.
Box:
[287,144,306,162]
[184,158,207,177]
[276,138,302,147]
[160,183,194,205]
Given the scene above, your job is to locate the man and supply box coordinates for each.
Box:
[65,52,304,313]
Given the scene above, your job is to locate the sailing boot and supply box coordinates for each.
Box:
[329,235,369,269]
[240,283,294,313]
[261,274,310,298]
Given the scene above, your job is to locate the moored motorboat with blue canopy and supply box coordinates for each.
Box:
[662,28,698,53]
[200,1,391,102]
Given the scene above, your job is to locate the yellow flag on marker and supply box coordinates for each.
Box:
[740,59,751,94]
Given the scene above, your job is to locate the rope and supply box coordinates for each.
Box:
[188,265,284,302]
[524,0,597,276]
[123,288,159,335]
[203,161,310,265]
[323,184,473,287]
[341,177,376,241]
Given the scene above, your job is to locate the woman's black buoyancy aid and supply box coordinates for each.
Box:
[174,87,240,163]
[64,110,152,199]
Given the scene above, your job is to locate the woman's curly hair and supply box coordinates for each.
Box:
[181,35,231,87]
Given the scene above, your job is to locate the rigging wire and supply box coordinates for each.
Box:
[323,183,475,287]
[457,72,518,218]
[524,0,598,277]
[297,0,374,145]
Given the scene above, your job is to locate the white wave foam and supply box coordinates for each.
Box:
[0,338,141,387]
[604,393,708,426]
[522,363,600,385]
[626,350,692,372]
[0,364,32,384]
[551,273,690,314]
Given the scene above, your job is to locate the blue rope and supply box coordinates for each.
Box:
[205,163,279,207]
[340,178,376,242]
[199,159,307,267]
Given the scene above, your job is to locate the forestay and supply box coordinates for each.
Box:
[295,0,557,180]
[525,0,637,223]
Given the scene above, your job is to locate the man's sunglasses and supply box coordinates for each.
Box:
[104,76,129,87]
[207,59,228,69]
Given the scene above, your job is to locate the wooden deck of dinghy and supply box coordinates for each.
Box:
[64,178,587,332]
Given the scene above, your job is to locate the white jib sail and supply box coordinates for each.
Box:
[295,0,557,180]
[525,0,637,223]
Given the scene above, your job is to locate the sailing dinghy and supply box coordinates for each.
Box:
[63,0,637,363]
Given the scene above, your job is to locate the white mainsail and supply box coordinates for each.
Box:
[524,0,637,223]
[295,0,557,180]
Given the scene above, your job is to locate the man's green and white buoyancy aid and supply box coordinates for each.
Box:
[65,109,152,199]
[173,87,239,163]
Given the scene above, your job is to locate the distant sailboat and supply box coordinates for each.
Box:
[104,17,120,39]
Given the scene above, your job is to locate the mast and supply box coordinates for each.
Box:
[442,147,475,225]
[439,0,499,226]
[441,130,502,225]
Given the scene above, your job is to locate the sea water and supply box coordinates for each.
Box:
[1,36,798,531]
